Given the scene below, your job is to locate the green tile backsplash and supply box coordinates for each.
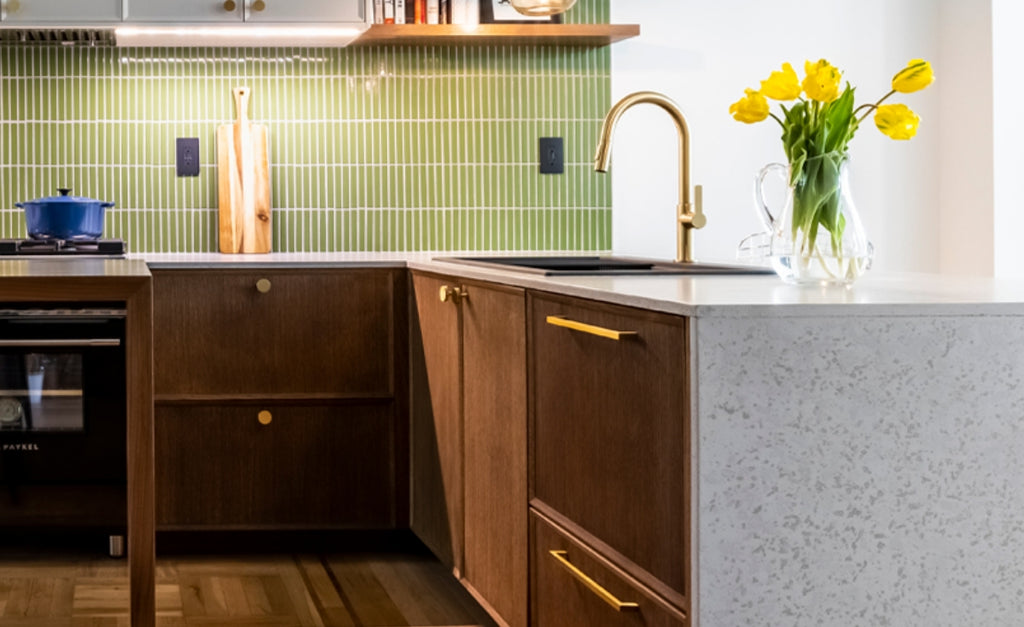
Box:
[0,8,613,253]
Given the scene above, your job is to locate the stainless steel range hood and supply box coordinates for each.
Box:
[0,23,368,47]
[113,23,368,47]
[0,28,116,46]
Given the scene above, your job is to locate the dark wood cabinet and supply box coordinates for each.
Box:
[410,271,528,627]
[153,268,397,397]
[530,292,689,611]
[152,267,407,530]
[532,510,687,627]
[410,272,463,569]
[462,278,528,627]
[155,403,396,527]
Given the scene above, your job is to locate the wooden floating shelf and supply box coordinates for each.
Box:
[353,23,640,46]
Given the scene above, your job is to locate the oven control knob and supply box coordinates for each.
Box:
[257,410,272,425]
[0,397,24,426]
[256,278,272,294]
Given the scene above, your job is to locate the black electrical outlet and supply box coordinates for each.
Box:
[539,137,564,174]
[176,137,200,177]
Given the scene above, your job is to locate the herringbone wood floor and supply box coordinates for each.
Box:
[0,549,497,626]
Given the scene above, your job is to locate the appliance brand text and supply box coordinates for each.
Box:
[2,443,39,451]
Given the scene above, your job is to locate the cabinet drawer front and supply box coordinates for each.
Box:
[153,269,398,396]
[532,512,687,627]
[156,403,396,528]
[530,293,688,600]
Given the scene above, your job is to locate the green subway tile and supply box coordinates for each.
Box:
[0,12,612,253]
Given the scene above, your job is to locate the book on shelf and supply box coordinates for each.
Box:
[373,0,383,23]
[451,0,478,24]
[395,0,406,24]
[384,0,395,23]
[426,0,439,24]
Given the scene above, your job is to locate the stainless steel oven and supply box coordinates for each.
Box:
[0,304,127,544]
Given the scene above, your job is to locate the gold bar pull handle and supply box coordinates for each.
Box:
[548,550,640,612]
[545,315,637,341]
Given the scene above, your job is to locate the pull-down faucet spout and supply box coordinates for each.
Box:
[593,91,706,263]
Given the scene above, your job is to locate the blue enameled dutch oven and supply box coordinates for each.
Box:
[16,188,114,240]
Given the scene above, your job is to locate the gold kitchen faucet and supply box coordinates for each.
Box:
[593,91,706,263]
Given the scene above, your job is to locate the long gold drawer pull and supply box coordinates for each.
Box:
[545,315,637,341]
[548,550,640,612]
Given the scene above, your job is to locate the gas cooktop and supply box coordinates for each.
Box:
[0,238,127,257]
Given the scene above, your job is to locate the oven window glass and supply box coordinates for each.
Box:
[0,353,83,432]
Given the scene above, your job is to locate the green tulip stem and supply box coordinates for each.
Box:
[770,112,785,128]
[854,89,896,124]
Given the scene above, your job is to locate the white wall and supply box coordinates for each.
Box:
[992,0,1024,278]
[608,0,946,273]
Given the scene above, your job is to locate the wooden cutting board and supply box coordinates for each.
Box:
[217,86,271,253]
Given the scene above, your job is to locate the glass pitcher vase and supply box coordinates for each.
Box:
[754,152,873,286]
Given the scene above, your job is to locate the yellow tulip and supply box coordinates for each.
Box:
[729,88,770,124]
[874,103,920,140]
[802,59,842,103]
[892,59,934,93]
[760,62,802,101]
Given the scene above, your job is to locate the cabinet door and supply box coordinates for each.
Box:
[156,403,396,528]
[532,511,687,627]
[530,293,689,603]
[124,0,240,23]
[410,272,463,571]
[462,282,527,627]
[244,0,363,22]
[152,269,398,397]
[2,0,120,21]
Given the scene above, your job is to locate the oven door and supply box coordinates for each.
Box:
[0,309,126,486]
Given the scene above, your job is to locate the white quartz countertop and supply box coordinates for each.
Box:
[137,252,1024,317]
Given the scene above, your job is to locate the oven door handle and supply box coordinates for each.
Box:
[0,338,121,347]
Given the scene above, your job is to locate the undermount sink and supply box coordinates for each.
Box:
[435,255,775,276]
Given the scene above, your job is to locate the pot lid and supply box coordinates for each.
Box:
[19,188,114,207]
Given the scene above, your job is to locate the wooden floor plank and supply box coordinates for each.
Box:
[324,556,409,626]
[0,550,497,627]
[275,561,327,627]
[366,556,497,627]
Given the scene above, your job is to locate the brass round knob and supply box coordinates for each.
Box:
[257,410,272,425]
[7,0,21,12]
[256,278,271,293]
[439,285,452,302]
[252,0,266,11]
[223,0,236,10]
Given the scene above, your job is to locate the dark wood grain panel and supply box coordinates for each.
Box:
[408,272,463,573]
[531,510,687,627]
[462,281,528,627]
[151,268,397,396]
[155,403,396,528]
[530,292,689,604]
[0,269,156,627]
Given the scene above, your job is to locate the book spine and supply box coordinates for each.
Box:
[439,0,448,23]
[426,0,439,24]
[373,0,383,23]
[415,0,426,23]
[395,0,406,24]
[384,0,395,23]
[464,0,478,24]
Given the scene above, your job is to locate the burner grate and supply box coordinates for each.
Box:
[0,239,127,257]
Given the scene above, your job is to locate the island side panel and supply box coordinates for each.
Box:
[694,313,1024,626]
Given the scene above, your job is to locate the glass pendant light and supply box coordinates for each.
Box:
[508,0,577,17]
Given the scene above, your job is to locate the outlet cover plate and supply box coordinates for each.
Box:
[539,137,564,174]
[176,137,200,177]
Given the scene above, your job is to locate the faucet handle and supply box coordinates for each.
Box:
[681,184,707,229]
